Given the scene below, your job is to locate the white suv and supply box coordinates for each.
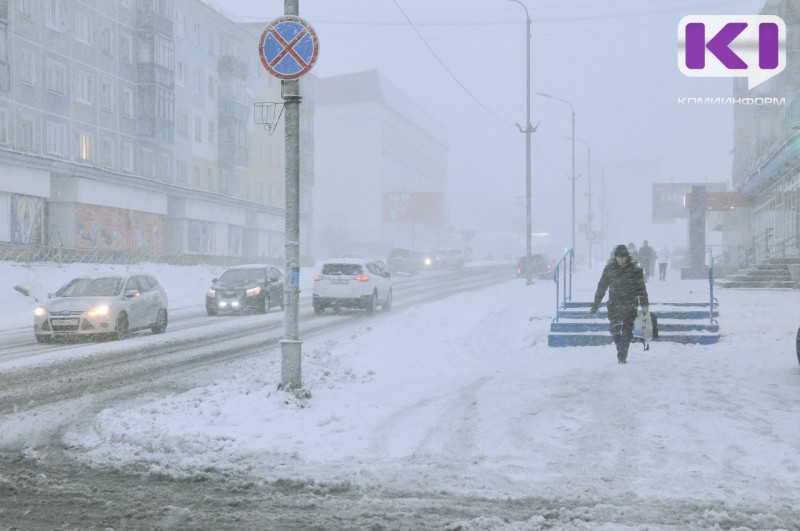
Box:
[312,258,393,314]
[435,247,465,269]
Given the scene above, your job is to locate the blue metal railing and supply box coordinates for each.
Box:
[707,247,719,324]
[552,248,574,322]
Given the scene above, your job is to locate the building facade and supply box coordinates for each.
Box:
[313,70,448,258]
[725,0,800,267]
[0,0,314,262]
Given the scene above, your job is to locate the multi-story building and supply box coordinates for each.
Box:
[313,69,447,258]
[725,0,800,267]
[0,0,314,262]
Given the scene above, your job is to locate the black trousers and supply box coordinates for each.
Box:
[658,262,667,280]
[610,321,634,361]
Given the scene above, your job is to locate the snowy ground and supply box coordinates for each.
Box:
[4,261,800,527]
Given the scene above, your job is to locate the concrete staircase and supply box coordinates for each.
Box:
[548,300,720,347]
[715,257,800,289]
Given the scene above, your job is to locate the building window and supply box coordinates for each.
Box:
[101,80,113,111]
[193,163,201,187]
[121,140,133,171]
[140,147,154,177]
[177,159,187,184]
[20,49,35,86]
[195,116,202,142]
[19,0,33,19]
[208,167,215,191]
[0,109,8,144]
[46,122,66,156]
[193,22,200,46]
[75,131,92,161]
[207,74,216,101]
[121,34,132,64]
[208,120,215,144]
[121,86,133,117]
[45,59,66,95]
[76,71,93,104]
[195,68,202,95]
[75,10,92,45]
[154,34,174,71]
[100,136,114,168]
[46,0,67,32]
[17,114,34,150]
[0,23,7,63]
[175,14,185,39]
[176,61,187,86]
[102,27,113,55]
[208,30,215,55]
[177,111,187,136]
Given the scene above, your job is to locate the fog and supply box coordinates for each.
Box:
[215,0,768,260]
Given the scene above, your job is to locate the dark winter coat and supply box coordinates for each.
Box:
[593,259,649,324]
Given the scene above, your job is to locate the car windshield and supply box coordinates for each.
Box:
[56,277,123,297]
[218,269,265,283]
[322,263,363,276]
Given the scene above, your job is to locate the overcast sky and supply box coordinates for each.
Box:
[209,0,769,257]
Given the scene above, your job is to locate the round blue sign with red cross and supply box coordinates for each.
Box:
[259,16,319,80]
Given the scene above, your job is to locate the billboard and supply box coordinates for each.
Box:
[383,192,444,224]
[652,183,726,221]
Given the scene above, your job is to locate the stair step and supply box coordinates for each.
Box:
[550,322,719,333]
[558,310,718,320]
[548,333,721,347]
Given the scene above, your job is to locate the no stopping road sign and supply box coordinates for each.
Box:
[259,15,319,80]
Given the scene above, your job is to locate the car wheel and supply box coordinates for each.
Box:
[366,291,377,313]
[382,289,393,312]
[260,295,270,314]
[313,303,325,315]
[114,313,129,341]
[796,326,800,367]
[151,308,168,334]
[35,334,51,344]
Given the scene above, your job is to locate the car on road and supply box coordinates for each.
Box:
[33,273,168,343]
[434,247,465,269]
[517,254,553,279]
[313,258,392,314]
[386,247,420,275]
[205,264,284,316]
[416,250,436,271]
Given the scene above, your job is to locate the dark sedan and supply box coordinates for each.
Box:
[206,265,284,316]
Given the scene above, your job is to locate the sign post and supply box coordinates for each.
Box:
[259,4,318,390]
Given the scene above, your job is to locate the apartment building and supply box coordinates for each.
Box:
[0,0,314,261]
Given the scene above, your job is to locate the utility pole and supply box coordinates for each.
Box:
[281,0,302,390]
[509,0,533,285]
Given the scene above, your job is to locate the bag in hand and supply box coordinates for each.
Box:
[634,308,654,341]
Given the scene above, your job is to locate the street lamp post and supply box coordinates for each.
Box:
[574,138,592,269]
[537,92,576,261]
[509,0,533,285]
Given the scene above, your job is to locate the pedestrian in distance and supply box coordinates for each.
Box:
[657,245,670,281]
[627,242,638,261]
[638,240,656,281]
[590,244,649,364]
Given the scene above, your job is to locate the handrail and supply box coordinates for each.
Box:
[552,248,574,322]
[707,247,719,324]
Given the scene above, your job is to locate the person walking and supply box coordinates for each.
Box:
[590,244,649,364]
[638,240,656,281]
[657,245,670,281]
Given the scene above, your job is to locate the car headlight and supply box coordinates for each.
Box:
[87,304,111,318]
[207,288,216,296]
[34,306,47,317]
[246,286,261,296]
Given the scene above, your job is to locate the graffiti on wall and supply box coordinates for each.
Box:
[10,194,43,244]
[74,204,164,252]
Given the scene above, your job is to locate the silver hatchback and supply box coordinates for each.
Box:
[33,274,169,343]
